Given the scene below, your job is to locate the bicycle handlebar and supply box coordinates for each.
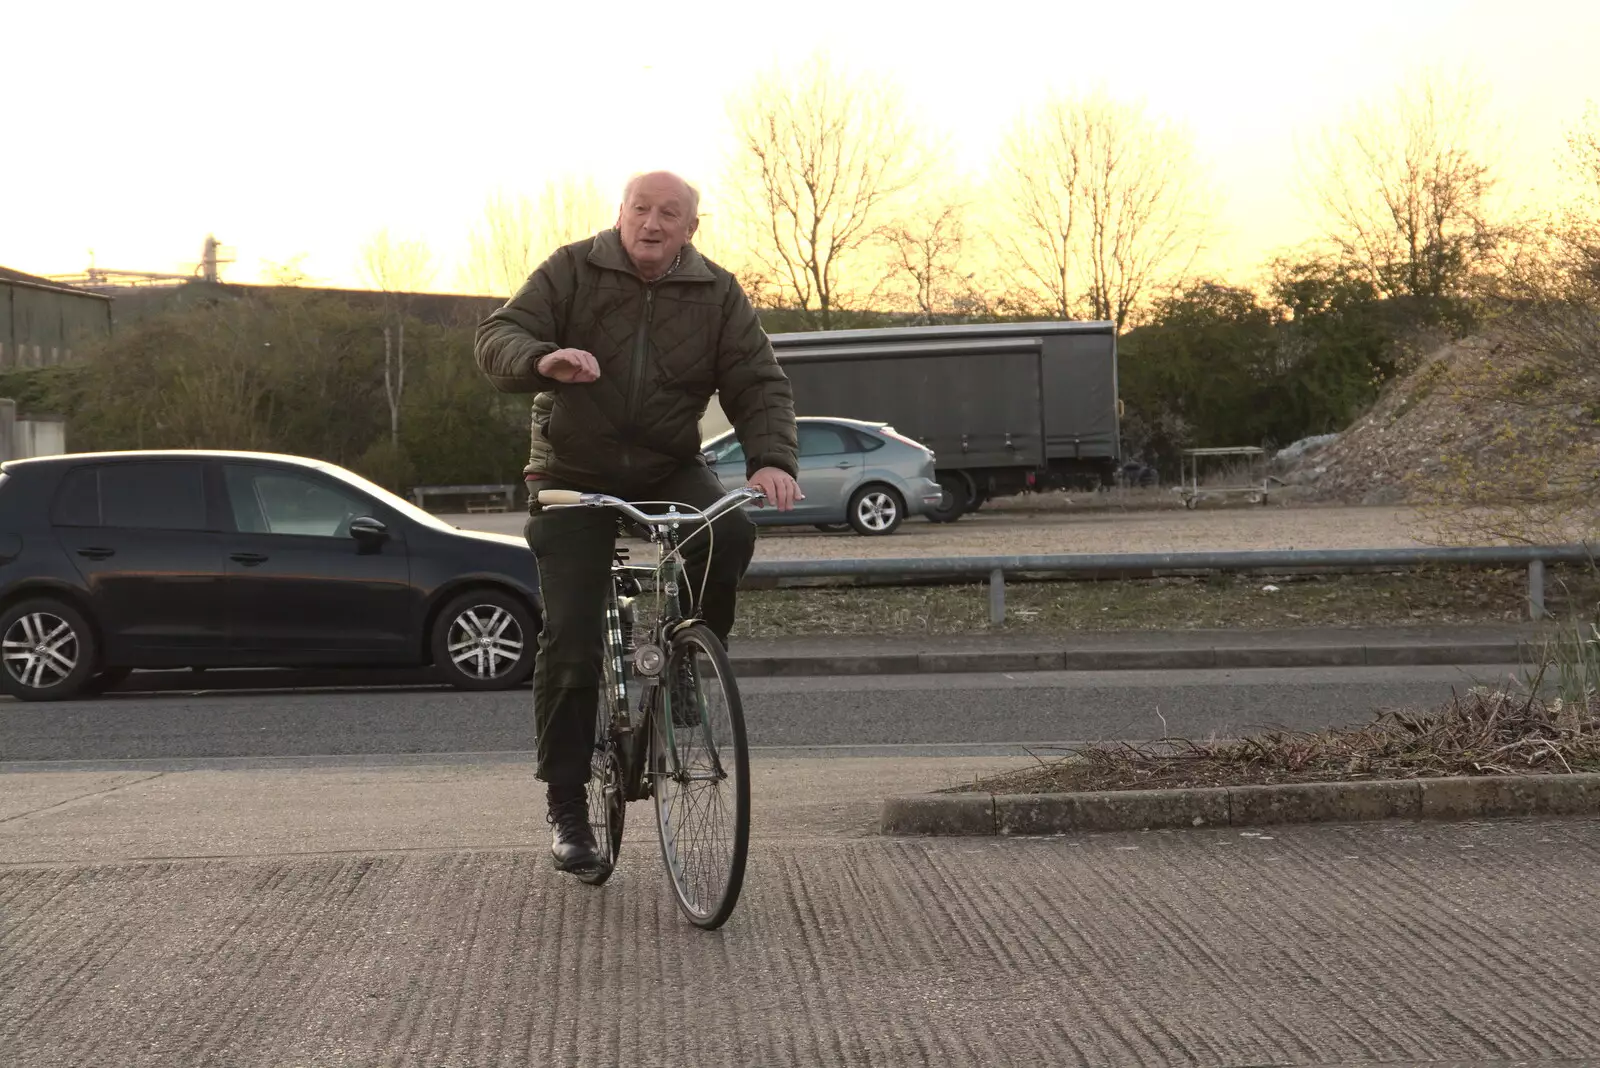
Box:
[536,486,766,527]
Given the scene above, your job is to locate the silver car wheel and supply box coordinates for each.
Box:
[2,611,80,690]
[446,604,526,679]
[855,491,900,533]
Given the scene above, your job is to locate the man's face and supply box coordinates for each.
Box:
[618,174,698,278]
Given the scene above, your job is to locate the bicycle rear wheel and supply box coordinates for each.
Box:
[579,628,628,886]
[651,622,750,929]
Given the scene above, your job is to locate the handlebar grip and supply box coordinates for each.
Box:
[536,489,585,506]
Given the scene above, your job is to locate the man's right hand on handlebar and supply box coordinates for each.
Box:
[538,348,600,383]
[746,466,800,511]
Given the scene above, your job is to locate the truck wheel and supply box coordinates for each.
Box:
[925,473,971,524]
[849,485,904,536]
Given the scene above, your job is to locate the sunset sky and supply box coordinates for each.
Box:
[8,0,1598,296]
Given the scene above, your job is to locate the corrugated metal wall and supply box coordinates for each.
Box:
[0,401,65,461]
[0,281,112,369]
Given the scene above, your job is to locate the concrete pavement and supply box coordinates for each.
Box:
[4,757,1600,1066]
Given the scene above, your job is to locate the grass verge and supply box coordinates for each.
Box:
[947,682,1600,795]
[731,564,1600,639]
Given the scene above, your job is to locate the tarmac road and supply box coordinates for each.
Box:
[0,662,1523,766]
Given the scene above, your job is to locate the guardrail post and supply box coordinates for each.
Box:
[988,568,1006,625]
[1528,558,1547,620]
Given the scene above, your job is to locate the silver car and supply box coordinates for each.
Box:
[701,416,944,535]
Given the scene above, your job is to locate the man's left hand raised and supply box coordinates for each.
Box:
[747,467,801,511]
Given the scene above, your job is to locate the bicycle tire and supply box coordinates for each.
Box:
[650,622,750,929]
[579,623,628,886]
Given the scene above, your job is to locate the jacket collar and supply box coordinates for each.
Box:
[587,227,714,283]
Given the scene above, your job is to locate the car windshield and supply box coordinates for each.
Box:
[314,463,469,532]
[704,434,744,464]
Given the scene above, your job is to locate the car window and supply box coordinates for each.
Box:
[51,467,101,526]
[797,424,854,457]
[226,465,367,537]
[52,462,208,530]
[708,437,744,465]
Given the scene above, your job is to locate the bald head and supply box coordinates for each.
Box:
[616,170,700,280]
[622,171,700,219]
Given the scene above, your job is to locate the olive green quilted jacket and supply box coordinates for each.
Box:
[474,229,798,495]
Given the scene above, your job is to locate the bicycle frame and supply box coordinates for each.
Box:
[604,548,682,805]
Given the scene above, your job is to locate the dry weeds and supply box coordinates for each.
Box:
[953,683,1600,795]
[731,565,1600,639]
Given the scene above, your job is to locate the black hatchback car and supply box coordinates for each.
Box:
[0,450,543,701]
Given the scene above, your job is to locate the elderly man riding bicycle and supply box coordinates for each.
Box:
[474,170,801,876]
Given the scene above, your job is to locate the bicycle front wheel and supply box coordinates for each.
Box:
[579,631,628,886]
[651,622,750,929]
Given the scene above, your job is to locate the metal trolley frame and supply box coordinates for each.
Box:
[1178,446,1270,510]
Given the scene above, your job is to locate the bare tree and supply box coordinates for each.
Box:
[461,191,536,297]
[461,176,612,296]
[359,230,436,449]
[1560,101,1600,273]
[996,90,1209,331]
[726,53,937,329]
[882,192,990,322]
[260,254,313,286]
[1301,69,1506,302]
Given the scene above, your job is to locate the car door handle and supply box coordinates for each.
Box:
[835,461,852,469]
[76,546,116,560]
[230,552,269,566]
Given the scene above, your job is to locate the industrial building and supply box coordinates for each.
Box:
[0,265,112,369]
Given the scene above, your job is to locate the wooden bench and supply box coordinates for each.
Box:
[411,483,521,514]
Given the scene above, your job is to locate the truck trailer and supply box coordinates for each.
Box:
[767,321,1122,522]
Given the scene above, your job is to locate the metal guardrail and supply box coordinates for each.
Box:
[744,544,1599,624]
[411,483,520,512]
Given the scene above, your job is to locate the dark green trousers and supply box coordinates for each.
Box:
[523,464,757,788]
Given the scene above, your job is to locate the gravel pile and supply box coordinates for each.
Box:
[1275,334,1600,508]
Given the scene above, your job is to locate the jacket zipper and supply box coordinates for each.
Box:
[626,285,655,429]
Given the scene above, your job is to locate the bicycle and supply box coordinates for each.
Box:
[534,484,762,930]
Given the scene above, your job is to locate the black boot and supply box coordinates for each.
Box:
[547,794,603,873]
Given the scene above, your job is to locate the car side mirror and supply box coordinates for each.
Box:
[349,516,388,541]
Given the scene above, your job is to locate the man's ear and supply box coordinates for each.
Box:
[687,216,700,240]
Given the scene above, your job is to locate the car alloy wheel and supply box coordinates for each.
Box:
[849,485,904,536]
[431,589,539,692]
[446,603,526,681]
[2,610,80,691]
[0,597,99,702]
